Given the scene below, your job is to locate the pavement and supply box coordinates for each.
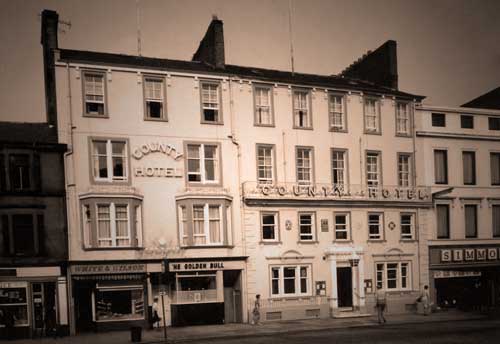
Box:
[9,310,488,344]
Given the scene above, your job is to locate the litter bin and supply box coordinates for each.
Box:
[130,326,142,342]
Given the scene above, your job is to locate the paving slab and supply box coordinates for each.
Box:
[7,310,487,344]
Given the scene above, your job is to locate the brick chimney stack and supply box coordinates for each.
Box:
[192,16,225,69]
[340,40,398,90]
[41,9,59,129]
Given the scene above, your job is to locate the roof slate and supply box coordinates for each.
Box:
[59,49,425,100]
[461,86,500,110]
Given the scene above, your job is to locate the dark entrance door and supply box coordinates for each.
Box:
[74,281,94,332]
[337,267,353,307]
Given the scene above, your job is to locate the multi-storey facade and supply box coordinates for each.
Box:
[415,104,500,310]
[41,8,500,333]
[0,122,68,338]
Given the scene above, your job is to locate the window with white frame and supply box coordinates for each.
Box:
[80,198,142,249]
[296,147,313,185]
[368,213,383,240]
[364,98,380,133]
[96,203,131,248]
[186,143,220,184]
[398,153,412,187]
[366,152,381,189]
[396,102,410,135]
[83,71,106,116]
[254,86,273,126]
[144,76,166,120]
[293,90,311,128]
[270,265,311,297]
[331,149,347,186]
[91,139,128,182]
[261,212,278,242]
[200,81,221,123]
[176,199,231,247]
[329,94,346,131]
[298,212,315,241]
[400,213,415,240]
[256,145,274,184]
[376,262,410,290]
[334,212,350,240]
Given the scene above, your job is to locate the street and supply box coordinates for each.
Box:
[184,318,500,344]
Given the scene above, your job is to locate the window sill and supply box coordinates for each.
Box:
[260,241,282,245]
[332,240,353,243]
[364,130,382,135]
[293,126,314,131]
[83,246,143,251]
[83,114,109,119]
[200,121,224,126]
[254,123,276,128]
[395,133,412,138]
[399,239,417,243]
[367,239,386,243]
[144,117,168,122]
[297,240,319,244]
[180,245,234,249]
[329,128,347,133]
[186,182,222,188]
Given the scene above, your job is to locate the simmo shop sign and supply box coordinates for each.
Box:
[132,142,183,178]
[441,247,500,263]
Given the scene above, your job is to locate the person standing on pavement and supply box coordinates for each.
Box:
[421,285,430,315]
[252,294,261,325]
[375,285,387,324]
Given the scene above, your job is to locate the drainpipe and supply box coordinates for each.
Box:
[63,62,78,335]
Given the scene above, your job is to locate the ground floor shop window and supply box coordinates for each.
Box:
[270,265,311,298]
[0,283,29,327]
[376,262,411,291]
[94,285,144,322]
[175,273,218,303]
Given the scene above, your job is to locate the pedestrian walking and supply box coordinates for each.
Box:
[152,297,161,329]
[252,294,261,325]
[375,285,387,324]
[420,285,430,315]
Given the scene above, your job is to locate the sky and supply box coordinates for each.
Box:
[0,0,499,123]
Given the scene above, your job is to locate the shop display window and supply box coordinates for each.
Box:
[0,284,29,327]
[94,285,144,322]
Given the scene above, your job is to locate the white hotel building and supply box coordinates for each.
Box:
[39,9,445,333]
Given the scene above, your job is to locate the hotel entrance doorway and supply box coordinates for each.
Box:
[337,267,353,308]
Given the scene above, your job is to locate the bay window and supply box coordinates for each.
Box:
[270,265,311,297]
[80,197,142,249]
[376,262,410,290]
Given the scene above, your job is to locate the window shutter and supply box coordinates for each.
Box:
[37,214,45,256]
[33,153,41,191]
[0,154,5,191]
[1,215,10,256]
